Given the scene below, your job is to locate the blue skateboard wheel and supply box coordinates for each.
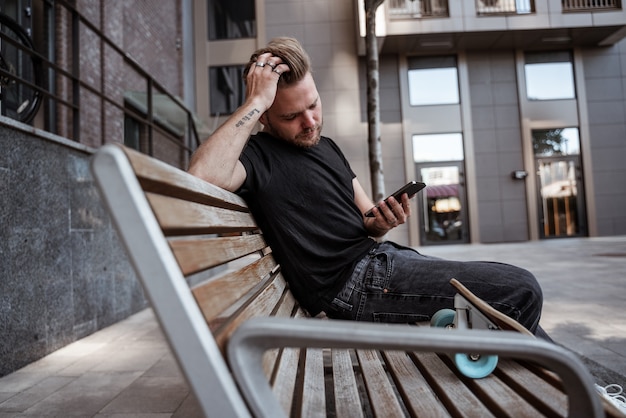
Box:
[454,352,498,379]
[431,309,456,328]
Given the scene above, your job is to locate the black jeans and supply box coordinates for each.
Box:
[324,241,551,340]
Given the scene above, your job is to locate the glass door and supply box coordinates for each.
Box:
[416,162,468,244]
[532,128,587,238]
[412,133,468,245]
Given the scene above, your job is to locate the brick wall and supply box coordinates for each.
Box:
[52,0,184,152]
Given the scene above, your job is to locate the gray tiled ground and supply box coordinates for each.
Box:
[1,236,624,417]
[0,310,203,417]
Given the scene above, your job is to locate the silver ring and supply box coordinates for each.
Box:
[255,62,265,67]
[267,62,277,69]
[388,219,396,225]
[273,68,281,75]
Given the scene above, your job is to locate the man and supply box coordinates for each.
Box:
[188,37,550,340]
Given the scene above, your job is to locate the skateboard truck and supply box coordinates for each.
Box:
[431,292,500,379]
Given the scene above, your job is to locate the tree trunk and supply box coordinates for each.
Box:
[364,0,386,202]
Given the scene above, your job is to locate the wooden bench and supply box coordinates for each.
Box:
[91,144,616,418]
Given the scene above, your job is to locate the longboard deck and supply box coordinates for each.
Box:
[450,278,534,337]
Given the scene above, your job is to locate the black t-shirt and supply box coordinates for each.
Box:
[238,132,376,315]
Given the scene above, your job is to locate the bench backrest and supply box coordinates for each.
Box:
[91,144,301,417]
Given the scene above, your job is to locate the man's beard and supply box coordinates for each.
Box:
[293,126,322,148]
[265,119,323,149]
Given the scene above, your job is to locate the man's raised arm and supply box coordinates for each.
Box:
[188,53,289,192]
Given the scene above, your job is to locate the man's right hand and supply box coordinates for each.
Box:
[245,52,291,113]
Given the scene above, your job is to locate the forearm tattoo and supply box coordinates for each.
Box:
[235,109,261,128]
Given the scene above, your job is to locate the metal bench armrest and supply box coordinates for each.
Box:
[228,317,603,418]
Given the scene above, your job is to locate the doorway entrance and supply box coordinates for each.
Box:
[416,161,469,244]
[412,133,469,245]
[532,128,587,238]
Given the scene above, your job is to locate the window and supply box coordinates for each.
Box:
[124,115,144,151]
[207,0,256,40]
[476,0,533,15]
[407,56,459,106]
[209,65,246,116]
[532,127,580,157]
[413,133,464,162]
[524,51,575,100]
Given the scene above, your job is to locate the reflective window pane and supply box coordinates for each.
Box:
[209,65,246,115]
[536,160,581,237]
[408,56,459,106]
[524,52,575,100]
[413,133,464,162]
[419,165,466,243]
[207,0,256,40]
[408,68,459,105]
[532,128,580,157]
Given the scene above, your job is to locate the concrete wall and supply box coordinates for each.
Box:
[0,119,144,377]
[467,51,529,243]
[582,42,626,235]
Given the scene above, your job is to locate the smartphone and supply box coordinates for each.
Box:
[364,181,426,217]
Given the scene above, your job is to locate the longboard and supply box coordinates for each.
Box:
[448,279,626,417]
[449,278,534,337]
[430,278,533,379]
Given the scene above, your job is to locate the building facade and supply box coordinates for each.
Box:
[195,0,626,246]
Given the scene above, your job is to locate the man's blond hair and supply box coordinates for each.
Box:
[244,37,311,87]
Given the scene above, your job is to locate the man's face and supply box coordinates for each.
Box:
[261,72,323,148]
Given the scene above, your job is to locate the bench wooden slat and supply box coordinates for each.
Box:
[216,268,287,322]
[271,309,308,416]
[464,368,544,417]
[383,350,451,417]
[213,272,288,351]
[170,234,268,275]
[506,361,626,417]
[357,349,407,417]
[331,349,364,418]
[192,254,278,324]
[262,292,298,378]
[147,192,258,235]
[302,348,326,418]
[413,352,496,418]
[123,146,249,212]
[273,347,301,415]
[495,359,567,416]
